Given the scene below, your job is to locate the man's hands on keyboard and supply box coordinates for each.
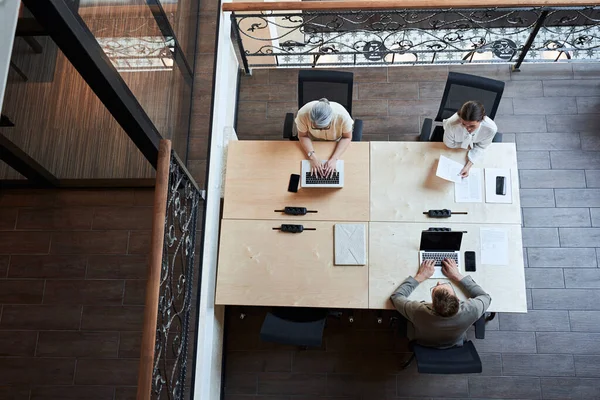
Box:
[415,259,435,283]
[441,258,464,282]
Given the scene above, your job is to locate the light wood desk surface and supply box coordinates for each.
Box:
[370,142,521,224]
[223,141,370,221]
[369,222,526,313]
[215,219,369,309]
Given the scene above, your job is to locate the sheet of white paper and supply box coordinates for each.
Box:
[480,227,509,266]
[436,155,463,183]
[455,168,483,203]
[484,168,513,204]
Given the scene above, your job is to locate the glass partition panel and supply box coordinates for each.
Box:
[164,0,199,64]
[76,0,195,160]
[0,33,154,180]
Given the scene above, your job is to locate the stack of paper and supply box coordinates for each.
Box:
[455,168,483,203]
[436,157,512,204]
[480,227,509,265]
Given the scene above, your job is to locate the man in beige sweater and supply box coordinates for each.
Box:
[391,259,491,348]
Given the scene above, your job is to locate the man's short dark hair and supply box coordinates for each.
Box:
[432,289,460,317]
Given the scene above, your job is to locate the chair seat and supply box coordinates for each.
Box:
[412,340,482,374]
[260,308,328,347]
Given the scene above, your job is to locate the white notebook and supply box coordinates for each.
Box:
[334,224,366,266]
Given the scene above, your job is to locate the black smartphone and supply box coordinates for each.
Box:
[496,176,506,195]
[288,174,300,193]
[465,251,476,272]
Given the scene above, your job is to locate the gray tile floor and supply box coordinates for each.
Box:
[225,63,600,400]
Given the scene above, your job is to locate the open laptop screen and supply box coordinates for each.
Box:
[419,231,463,251]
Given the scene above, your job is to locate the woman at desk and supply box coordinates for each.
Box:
[296,98,353,177]
[443,101,498,178]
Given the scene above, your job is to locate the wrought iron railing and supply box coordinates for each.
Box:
[228,5,600,72]
[138,140,202,400]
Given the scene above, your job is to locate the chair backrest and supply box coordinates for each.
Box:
[298,70,354,115]
[260,307,328,347]
[412,340,482,374]
[434,72,505,122]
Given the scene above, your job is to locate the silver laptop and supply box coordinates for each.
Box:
[418,230,463,279]
[301,160,344,188]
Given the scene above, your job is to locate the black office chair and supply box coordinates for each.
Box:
[399,313,495,374]
[419,72,505,143]
[408,340,482,374]
[260,307,329,347]
[283,70,363,142]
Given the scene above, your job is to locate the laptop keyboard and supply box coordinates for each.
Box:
[305,171,340,185]
[422,252,458,267]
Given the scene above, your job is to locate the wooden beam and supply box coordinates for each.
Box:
[223,0,597,12]
[137,139,171,400]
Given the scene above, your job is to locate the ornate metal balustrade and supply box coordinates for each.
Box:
[152,151,201,400]
[138,140,203,400]
[230,6,600,72]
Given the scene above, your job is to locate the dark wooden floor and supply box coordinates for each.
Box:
[223,63,600,400]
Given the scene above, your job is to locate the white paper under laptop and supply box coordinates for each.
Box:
[418,230,464,279]
[455,168,483,203]
[436,155,464,184]
[301,160,344,188]
[484,168,512,203]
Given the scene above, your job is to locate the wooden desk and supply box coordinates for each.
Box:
[370,142,521,224]
[215,219,369,308]
[223,141,370,221]
[369,222,526,313]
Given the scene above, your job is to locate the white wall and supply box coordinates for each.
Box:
[193,5,240,400]
[0,0,20,112]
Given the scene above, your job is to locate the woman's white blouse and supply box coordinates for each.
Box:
[442,113,498,163]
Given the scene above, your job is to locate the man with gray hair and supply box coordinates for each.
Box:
[295,98,354,177]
